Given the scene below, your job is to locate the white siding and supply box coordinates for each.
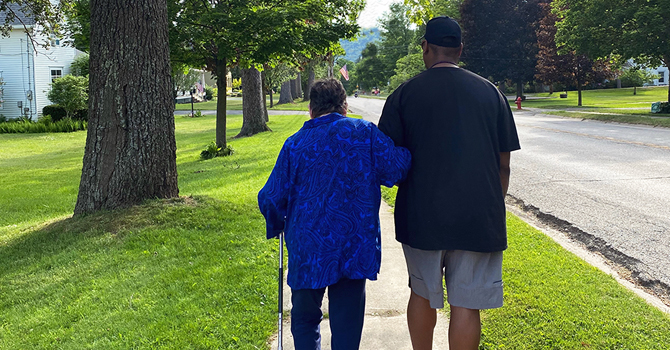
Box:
[33,36,78,116]
[653,66,668,86]
[0,27,80,120]
[0,29,37,119]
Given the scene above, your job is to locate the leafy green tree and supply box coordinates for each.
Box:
[378,3,416,83]
[47,75,89,119]
[64,0,90,52]
[170,0,362,145]
[460,0,544,98]
[264,63,296,107]
[355,43,387,90]
[388,53,425,92]
[554,0,670,101]
[70,54,90,77]
[535,2,613,105]
[404,0,464,24]
[619,67,660,88]
[172,68,201,96]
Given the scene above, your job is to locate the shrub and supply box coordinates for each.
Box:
[43,105,87,122]
[47,75,89,118]
[200,142,234,160]
[0,118,87,134]
[0,115,6,123]
[204,86,216,100]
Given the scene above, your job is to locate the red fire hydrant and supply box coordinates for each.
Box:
[515,97,523,110]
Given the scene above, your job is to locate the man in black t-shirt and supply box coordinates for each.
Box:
[378,17,520,350]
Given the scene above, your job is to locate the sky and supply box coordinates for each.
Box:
[357,0,397,28]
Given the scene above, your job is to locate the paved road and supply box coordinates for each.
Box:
[348,97,670,301]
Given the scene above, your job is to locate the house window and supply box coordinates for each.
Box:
[659,71,665,83]
[50,69,63,83]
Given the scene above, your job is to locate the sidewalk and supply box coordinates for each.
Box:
[269,202,450,350]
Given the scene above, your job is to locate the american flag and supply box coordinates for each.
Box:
[339,65,349,81]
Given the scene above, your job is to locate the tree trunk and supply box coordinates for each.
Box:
[237,67,271,137]
[215,59,227,148]
[261,69,269,122]
[516,81,523,99]
[290,78,299,100]
[75,0,178,215]
[577,79,583,107]
[305,68,315,101]
[270,91,274,108]
[296,72,303,100]
[549,84,554,94]
[278,80,292,104]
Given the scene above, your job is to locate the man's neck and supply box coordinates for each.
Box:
[430,58,460,69]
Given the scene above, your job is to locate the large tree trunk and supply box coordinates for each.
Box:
[75,0,178,215]
[237,67,271,137]
[305,68,315,101]
[278,80,292,104]
[261,69,269,122]
[215,59,227,148]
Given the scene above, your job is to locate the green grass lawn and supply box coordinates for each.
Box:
[2,112,669,349]
[516,86,669,110]
[0,113,308,349]
[174,97,310,111]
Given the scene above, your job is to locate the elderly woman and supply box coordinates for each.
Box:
[258,79,411,350]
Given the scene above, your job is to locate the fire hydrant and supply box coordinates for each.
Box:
[515,97,523,110]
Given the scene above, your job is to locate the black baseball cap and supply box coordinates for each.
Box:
[423,16,462,48]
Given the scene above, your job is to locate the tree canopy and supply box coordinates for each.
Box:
[554,0,670,101]
[170,0,363,144]
[460,0,544,97]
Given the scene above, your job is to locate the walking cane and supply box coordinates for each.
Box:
[278,232,284,350]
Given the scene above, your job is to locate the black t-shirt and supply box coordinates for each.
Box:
[378,67,520,252]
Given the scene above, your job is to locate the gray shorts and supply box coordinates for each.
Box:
[402,244,504,310]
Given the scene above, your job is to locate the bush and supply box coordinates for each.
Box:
[47,75,89,118]
[200,142,234,160]
[204,86,216,100]
[43,105,88,122]
[0,118,87,134]
[0,115,6,123]
[42,105,67,121]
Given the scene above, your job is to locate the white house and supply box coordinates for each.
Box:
[0,4,83,120]
[652,66,668,86]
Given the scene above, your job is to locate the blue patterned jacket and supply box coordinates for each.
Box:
[258,113,411,290]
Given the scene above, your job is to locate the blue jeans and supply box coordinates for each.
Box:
[291,278,366,350]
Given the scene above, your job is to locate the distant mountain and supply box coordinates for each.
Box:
[340,28,381,62]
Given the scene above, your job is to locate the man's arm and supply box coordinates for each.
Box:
[500,152,511,197]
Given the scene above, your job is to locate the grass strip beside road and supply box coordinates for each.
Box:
[542,110,670,128]
[381,190,670,348]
